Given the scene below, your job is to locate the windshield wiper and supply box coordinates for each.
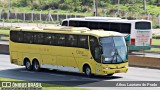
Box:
[112,48,125,63]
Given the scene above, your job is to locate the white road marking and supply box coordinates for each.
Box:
[50,74,65,77]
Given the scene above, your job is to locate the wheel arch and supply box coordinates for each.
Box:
[23,57,30,66]
[82,63,92,72]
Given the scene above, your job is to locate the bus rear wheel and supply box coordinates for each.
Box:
[24,60,32,71]
[33,60,41,72]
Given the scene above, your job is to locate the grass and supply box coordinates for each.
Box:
[145,48,160,52]
[152,39,160,45]
[0,77,86,90]
[0,30,10,35]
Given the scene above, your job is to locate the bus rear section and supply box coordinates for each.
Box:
[129,21,152,51]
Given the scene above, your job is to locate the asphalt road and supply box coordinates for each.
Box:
[0,54,160,90]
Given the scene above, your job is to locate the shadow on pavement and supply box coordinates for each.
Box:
[0,67,123,87]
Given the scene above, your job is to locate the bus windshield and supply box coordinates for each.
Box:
[100,36,128,64]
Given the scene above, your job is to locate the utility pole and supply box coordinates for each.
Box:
[8,0,11,11]
[118,0,120,14]
[93,0,98,16]
[143,0,146,11]
[8,0,11,20]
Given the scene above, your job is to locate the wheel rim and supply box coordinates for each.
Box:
[26,62,30,69]
[86,67,91,76]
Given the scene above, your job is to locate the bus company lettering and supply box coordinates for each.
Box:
[76,50,84,55]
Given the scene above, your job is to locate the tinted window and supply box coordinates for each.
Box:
[88,22,99,29]
[110,23,120,32]
[69,21,79,27]
[33,33,43,44]
[43,33,53,45]
[99,22,110,30]
[10,31,18,42]
[135,22,151,29]
[66,35,77,47]
[17,32,23,43]
[78,35,88,49]
[78,21,88,27]
[55,34,66,46]
[89,36,100,62]
[23,32,33,44]
[120,23,131,34]
[62,21,68,26]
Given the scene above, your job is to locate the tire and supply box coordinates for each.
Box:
[84,66,92,77]
[25,60,32,71]
[33,60,41,72]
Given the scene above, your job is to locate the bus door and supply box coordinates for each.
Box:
[89,36,101,74]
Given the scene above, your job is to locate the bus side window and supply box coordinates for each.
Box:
[110,23,120,32]
[55,34,66,46]
[78,35,88,49]
[99,22,110,30]
[43,33,52,45]
[23,32,33,44]
[120,23,131,34]
[89,36,100,63]
[17,31,23,43]
[66,35,77,47]
[79,21,88,27]
[88,22,99,29]
[34,33,43,44]
[62,21,68,26]
[10,31,17,42]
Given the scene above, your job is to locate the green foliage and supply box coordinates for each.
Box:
[153,24,160,29]
[0,0,160,15]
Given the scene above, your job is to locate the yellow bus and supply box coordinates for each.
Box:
[9,26,128,76]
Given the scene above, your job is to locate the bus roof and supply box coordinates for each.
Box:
[62,17,151,23]
[12,26,123,37]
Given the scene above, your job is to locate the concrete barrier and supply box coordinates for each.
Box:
[129,55,160,69]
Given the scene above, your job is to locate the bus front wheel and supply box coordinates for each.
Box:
[24,60,32,71]
[32,60,41,72]
[84,65,92,77]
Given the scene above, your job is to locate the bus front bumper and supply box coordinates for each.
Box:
[102,67,128,75]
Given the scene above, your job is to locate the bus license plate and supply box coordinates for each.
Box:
[115,70,120,73]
